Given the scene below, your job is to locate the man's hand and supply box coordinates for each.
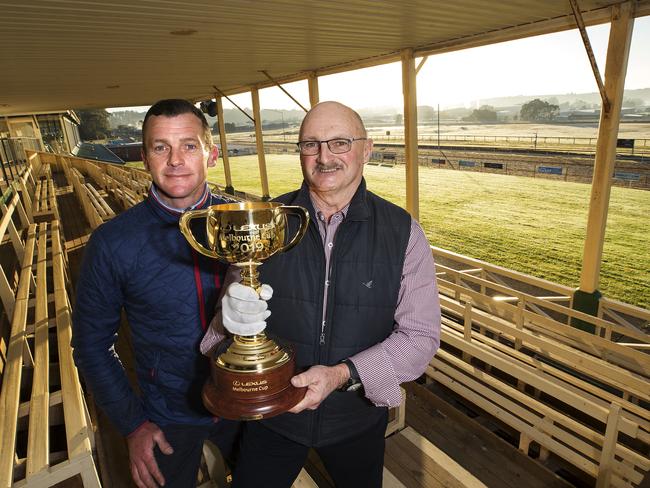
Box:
[221,282,273,336]
[288,364,349,413]
[126,421,173,488]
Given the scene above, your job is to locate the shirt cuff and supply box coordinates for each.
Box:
[351,345,403,408]
[200,312,226,355]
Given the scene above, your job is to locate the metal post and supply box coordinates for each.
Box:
[437,104,440,149]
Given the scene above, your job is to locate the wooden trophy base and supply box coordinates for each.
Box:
[202,342,306,420]
[203,376,305,421]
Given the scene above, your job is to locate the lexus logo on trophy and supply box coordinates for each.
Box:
[179,201,309,420]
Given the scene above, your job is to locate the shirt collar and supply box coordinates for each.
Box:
[149,182,210,214]
[310,194,350,223]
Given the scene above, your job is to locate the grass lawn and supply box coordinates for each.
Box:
[206,154,650,309]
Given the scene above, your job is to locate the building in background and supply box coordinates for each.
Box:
[1,110,81,182]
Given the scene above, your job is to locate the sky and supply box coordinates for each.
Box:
[110,16,650,113]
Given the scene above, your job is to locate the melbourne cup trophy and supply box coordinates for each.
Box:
[179,201,309,420]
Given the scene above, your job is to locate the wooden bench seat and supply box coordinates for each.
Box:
[111,185,140,210]
[1,185,34,323]
[436,278,650,406]
[105,163,150,201]
[32,178,60,222]
[0,220,101,487]
[384,426,487,487]
[67,166,85,186]
[84,182,115,221]
[99,171,144,210]
[428,289,650,488]
[61,160,116,230]
[435,262,650,376]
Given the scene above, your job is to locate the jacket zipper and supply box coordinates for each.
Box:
[313,217,344,446]
[318,218,342,347]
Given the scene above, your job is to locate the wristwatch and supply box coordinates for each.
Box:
[338,359,363,392]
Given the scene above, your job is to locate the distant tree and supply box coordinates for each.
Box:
[417,105,435,122]
[110,124,141,141]
[394,113,403,125]
[520,99,559,121]
[213,121,240,134]
[77,109,111,140]
[570,99,591,110]
[464,105,497,122]
[107,110,146,129]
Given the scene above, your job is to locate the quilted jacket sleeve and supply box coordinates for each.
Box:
[72,229,147,436]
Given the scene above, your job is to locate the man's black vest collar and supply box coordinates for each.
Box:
[290,178,371,222]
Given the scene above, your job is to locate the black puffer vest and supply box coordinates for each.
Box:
[259,179,411,446]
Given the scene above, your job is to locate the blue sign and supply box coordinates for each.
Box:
[459,160,475,167]
[538,166,563,175]
[614,172,640,181]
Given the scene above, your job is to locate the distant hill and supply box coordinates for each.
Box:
[108,88,649,128]
[469,87,650,109]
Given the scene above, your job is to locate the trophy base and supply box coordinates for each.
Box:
[203,376,306,421]
[203,336,306,421]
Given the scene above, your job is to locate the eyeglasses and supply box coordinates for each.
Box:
[296,137,367,156]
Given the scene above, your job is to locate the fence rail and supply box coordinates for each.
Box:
[369,133,650,152]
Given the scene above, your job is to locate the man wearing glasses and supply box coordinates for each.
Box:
[210,101,440,487]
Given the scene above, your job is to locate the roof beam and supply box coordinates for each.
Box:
[259,71,309,113]
[214,2,650,100]
[212,86,255,124]
[569,0,610,113]
[415,56,429,75]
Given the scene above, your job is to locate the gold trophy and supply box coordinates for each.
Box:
[179,201,309,420]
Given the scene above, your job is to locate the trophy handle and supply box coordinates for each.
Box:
[179,209,220,259]
[276,206,310,254]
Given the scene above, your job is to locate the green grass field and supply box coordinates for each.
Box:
[206,154,650,309]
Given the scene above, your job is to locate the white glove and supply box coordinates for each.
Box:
[221,282,273,336]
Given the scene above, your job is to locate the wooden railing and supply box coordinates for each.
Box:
[431,246,649,346]
[430,247,650,487]
[0,162,101,486]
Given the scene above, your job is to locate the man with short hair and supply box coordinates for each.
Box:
[205,101,441,487]
[73,99,239,488]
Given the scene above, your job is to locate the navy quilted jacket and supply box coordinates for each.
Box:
[72,191,227,435]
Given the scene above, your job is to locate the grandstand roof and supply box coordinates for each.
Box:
[1,0,649,115]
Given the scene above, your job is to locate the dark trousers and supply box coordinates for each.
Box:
[231,412,388,488]
[153,419,240,488]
